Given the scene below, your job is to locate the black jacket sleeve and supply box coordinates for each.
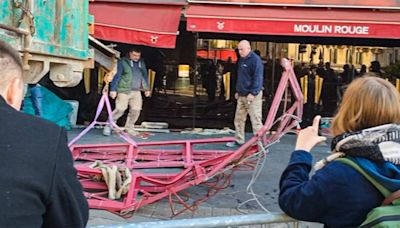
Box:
[42,129,89,228]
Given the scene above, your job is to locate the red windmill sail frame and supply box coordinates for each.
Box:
[69,58,303,216]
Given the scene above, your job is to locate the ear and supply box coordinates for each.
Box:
[5,77,24,110]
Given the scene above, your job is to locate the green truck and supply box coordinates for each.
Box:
[0,0,96,87]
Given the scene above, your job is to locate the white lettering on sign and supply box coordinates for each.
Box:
[333,25,369,34]
[294,24,369,35]
[294,24,332,33]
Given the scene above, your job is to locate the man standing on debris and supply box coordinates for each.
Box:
[227,40,264,147]
[0,41,88,227]
[104,47,151,136]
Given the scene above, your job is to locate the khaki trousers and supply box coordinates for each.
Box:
[234,91,263,144]
[112,91,142,130]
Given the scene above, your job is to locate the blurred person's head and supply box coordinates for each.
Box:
[128,47,142,62]
[360,64,367,74]
[360,64,367,73]
[325,62,331,69]
[370,60,381,73]
[0,40,24,110]
[332,75,400,136]
[237,40,251,58]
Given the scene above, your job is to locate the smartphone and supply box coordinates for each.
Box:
[319,117,332,137]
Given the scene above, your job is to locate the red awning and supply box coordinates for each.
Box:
[186,4,400,39]
[90,2,183,48]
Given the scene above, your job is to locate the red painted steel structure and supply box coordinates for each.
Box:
[69,58,303,216]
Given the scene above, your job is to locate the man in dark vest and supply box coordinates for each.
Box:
[0,41,88,227]
[104,47,150,136]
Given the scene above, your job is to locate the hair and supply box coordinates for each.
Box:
[332,75,400,136]
[128,47,141,54]
[238,40,251,49]
[0,40,23,91]
[325,62,331,68]
[370,60,381,73]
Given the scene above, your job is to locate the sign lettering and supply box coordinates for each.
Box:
[294,24,369,35]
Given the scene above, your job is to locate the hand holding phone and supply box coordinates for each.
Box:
[295,115,327,152]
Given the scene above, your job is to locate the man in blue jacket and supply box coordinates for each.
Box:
[104,47,150,136]
[227,40,264,147]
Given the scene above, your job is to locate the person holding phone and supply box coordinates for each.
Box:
[279,75,400,227]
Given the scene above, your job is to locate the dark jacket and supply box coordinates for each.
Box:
[0,97,88,227]
[321,69,339,104]
[110,57,149,93]
[236,51,264,96]
[279,150,400,227]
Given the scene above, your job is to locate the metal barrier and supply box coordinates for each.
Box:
[89,212,298,228]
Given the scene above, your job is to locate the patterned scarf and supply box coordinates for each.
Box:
[315,124,400,170]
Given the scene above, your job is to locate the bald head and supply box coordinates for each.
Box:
[0,40,23,88]
[238,40,251,58]
[0,40,24,110]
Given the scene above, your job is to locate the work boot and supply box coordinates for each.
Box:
[103,125,112,136]
[226,141,244,148]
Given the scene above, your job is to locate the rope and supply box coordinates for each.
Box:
[90,161,132,200]
[236,114,301,213]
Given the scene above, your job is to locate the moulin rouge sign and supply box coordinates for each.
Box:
[186,0,400,38]
[294,24,369,35]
